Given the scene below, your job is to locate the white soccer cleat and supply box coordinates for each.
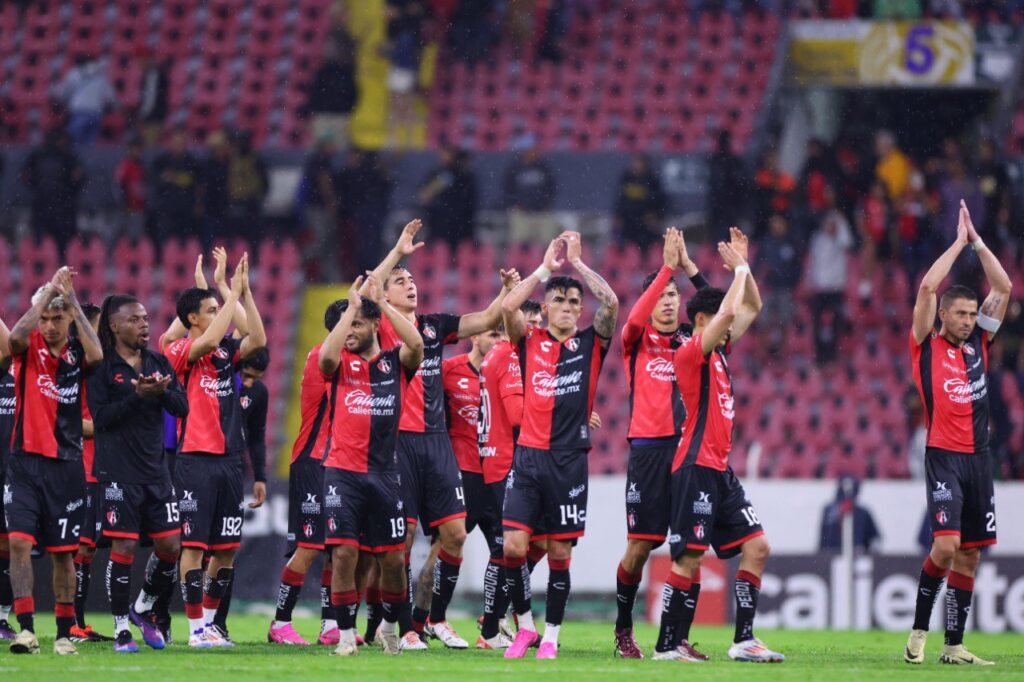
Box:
[188,628,214,649]
[498,617,515,640]
[53,637,79,656]
[476,633,513,650]
[728,637,785,663]
[9,629,40,654]
[203,624,234,648]
[378,625,400,655]
[940,644,994,666]
[652,647,703,662]
[399,630,428,651]
[904,629,927,664]
[330,630,359,657]
[429,621,468,649]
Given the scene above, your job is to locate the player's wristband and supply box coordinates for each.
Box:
[689,271,709,291]
[533,265,551,283]
[734,264,750,275]
[978,311,1001,333]
[972,238,986,252]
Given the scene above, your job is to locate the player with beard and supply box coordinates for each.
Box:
[499,232,619,660]
[367,220,517,650]
[613,228,708,658]
[0,316,15,640]
[6,268,103,655]
[319,274,424,656]
[88,294,189,653]
[904,202,1010,666]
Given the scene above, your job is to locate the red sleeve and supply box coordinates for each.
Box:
[24,329,42,358]
[164,338,194,374]
[501,392,524,428]
[675,334,707,368]
[378,315,400,350]
[622,265,674,349]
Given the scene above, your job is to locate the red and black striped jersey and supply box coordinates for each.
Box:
[442,354,481,474]
[672,333,734,472]
[323,347,413,473]
[517,325,608,451]
[910,328,991,454]
[82,391,97,482]
[479,341,523,484]
[12,330,88,461]
[379,312,460,433]
[165,335,246,456]
[290,343,338,464]
[0,372,16,468]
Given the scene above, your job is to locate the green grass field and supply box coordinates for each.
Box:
[1,616,1021,680]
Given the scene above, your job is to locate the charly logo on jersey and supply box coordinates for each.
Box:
[105,482,124,501]
[568,484,586,499]
[932,481,953,502]
[377,356,392,374]
[179,490,198,512]
[422,324,436,340]
[302,493,321,514]
[540,340,553,353]
[645,357,675,382]
[241,395,251,409]
[693,491,713,515]
[943,375,987,405]
[325,485,341,508]
[564,337,580,352]
[626,482,641,504]
[349,359,363,372]
[65,497,84,513]
[106,509,119,527]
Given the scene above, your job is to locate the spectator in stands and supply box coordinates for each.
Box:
[874,0,922,18]
[707,129,746,242]
[302,133,341,281]
[113,137,146,240]
[613,154,667,249]
[905,388,927,480]
[151,127,201,245]
[818,477,881,553]
[758,214,802,353]
[894,172,930,291]
[800,138,837,216]
[855,180,892,298]
[874,129,912,201]
[976,138,1010,244]
[503,134,558,243]
[199,130,231,249]
[753,150,795,238]
[54,55,118,146]
[304,31,358,151]
[20,128,85,256]
[337,149,393,276]
[225,130,269,242]
[135,48,170,149]
[807,189,853,363]
[418,146,478,249]
[537,0,570,64]
[449,0,500,66]
[385,0,427,150]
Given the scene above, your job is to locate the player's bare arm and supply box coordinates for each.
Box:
[318,278,362,376]
[913,205,970,345]
[725,227,763,342]
[457,268,522,339]
[624,229,682,345]
[187,261,242,362]
[236,254,268,359]
[564,231,619,344]
[365,218,425,293]
[700,243,748,356]
[8,278,59,356]
[0,314,11,371]
[677,227,699,278]
[502,237,566,345]
[365,272,424,370]
[55,267,103,367]
[212,246,251,339]
[962,200,1012,332]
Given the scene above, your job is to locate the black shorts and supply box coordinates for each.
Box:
[503,446,588,541]
[175,453,244,551]
[485,480,507,557]
[925,448,997,548]
[625,440,675,547]
[288,457,326,553]
[323,467,406,553]
[669,464,765,561]
[0,471,8,538]
[463,470,492,536]
[79,481,113,549]
[397,431,466,532]
[4,453,86,552]
[100,478,180,542]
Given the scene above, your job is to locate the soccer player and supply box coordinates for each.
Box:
[268,301,346,647]
[0,316,15,640]
[613,228,708,659]
[88,294,189,653]
[319,274,424,656]
[6,267,103,655]
[499,231,619,660]
[71,303,112,643]
[369,219,516,649]
[654,229,783,663]
[163,254,267,648]
[904,201,1010,666]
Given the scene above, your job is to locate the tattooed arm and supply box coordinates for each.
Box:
[9,280,60,357]
[963,201,1012,332]
[563,231,619,345]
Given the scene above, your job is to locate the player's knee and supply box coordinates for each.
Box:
[547,540,572,562]
[156,536,181,558]
[8,536,32,556]
[625,539,653,565]
[378,550,405,574]
[113,539,139,556]
[744,536,771,564]
[955,547,982,572]
[503,536,528,560]
[931,536,959,565]
[441,524,467,552]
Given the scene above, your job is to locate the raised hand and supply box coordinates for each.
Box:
[194,254,208,289]
[719,241,747,272]
[230,259,244,298]
[51,266,77,299]
[213,246,228,286]
[395,219,426,256]
[348,275,366,308]
[500,268,521,290]
[543,236,566,272]
[589,411,603,430]
[961,199,980,242]
[729,227,749,263]
[678,228,694,270]
[562,230,583,266]
[238,252,251,295]
[362,272,384,304]
[663,227,681,269]
[956,202,970,246]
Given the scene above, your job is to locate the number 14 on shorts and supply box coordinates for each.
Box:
[560,504,585,526]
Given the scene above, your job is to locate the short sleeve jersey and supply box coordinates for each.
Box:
[164,335,246,456]
[672,333,734,472]
[478,341,523,484]
[12,330,87,460]
[82,392,97,482]
[517,325,608,451]
[0,372,15,468]
[323,347,411,473]
[910,328,991,454]
[290,343,338,464]
[379,312,460,433]
[442,354,482,474]
[622,323,687,439]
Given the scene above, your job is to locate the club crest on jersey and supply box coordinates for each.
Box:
[377,356,392,374]
[935,509,949,526]
[693,522,706,540]
[564,337,580,352]
[2,483,11,505]
[963,344,976,356]
[327,516,337,533]
[61,348,77,365]
[303,522,315,538]
[422,324,436,340]
[182,520,193,536]
[106,509,119,527]
[214,347,229,360]
[241,396,251,409]
[627,512,637,528]
[932,482,953,502]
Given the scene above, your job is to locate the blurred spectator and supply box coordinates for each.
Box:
[151,128,201,244]
[537,0,570,64]
[937,157,984,243]
[503,135,558,243]
[757,214,802,352]
[305,32,358,150]
[53,55,117,146]
[752,150,795,238]
[905,388,927,480]
[707,129,745,241]
[302,134,341,281]
[505,0,535,59]
[200,130,231,249]
[976,139,1009,241]
[874,129,912,201]
[385,0,427,149]
[613,154,667,249]
[855,180,892,297]
[807,192,853,363]
[135,48,170,148]
[895,172,930,289]
[818,477,881,552]
[449,0,500,66]
[225,130,269,241]
[801,138,837,215]
[20,128,85,256]
[417,146,478,249]
[337,149,393,276]
[113,137,146,240]
[873,0,922,18]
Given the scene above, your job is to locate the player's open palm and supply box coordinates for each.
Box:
[960,199,980,242]
[500,268,521,290]
[729,227,749,263]
[719,242,745,271]
[543,236,565,271]
[212,246,229,286]
[397,219,425,255]
[663,228,681,269]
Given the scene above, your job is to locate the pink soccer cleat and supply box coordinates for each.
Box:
[267,622,311,646]
[318,627,341,646]
[504,628,539,659]
[536,641,558,659]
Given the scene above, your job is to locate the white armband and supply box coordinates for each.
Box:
[977,311,1001,333]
